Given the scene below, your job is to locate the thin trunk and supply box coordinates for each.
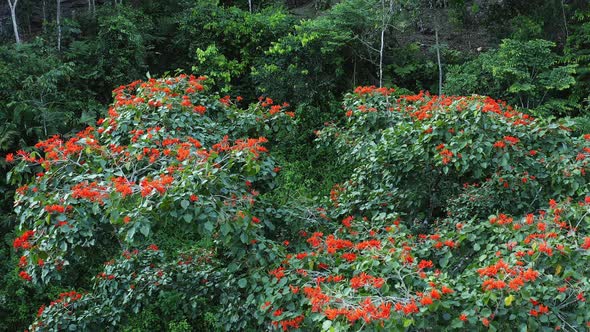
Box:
[42,0,47,33]
[353,58,356,87]
[378,0,387,88]
[57,0,62,51]
[248,0,252,13]
[7,0,20,44]
[88,0,92,13]
[379,28,384,88]
[435,27,443,95]
[26,13,31,35]
[561,0,569,39]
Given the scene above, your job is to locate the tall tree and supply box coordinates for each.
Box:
[434,26,442,95]
[378,0,396,87]
[42,0,47,32]
[7,0,21,44]
[88,0,96,15]
[56,0,62,51]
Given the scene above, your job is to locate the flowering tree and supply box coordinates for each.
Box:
[261,87,590,331]
[7,81,590,330]
[263,199,590,331]
[319,86,589,221]
[8,74,294,330]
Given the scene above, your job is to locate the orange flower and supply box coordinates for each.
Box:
[441,285,454,294]
[420,296,433,306]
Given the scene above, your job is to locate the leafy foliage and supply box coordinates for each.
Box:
[446,39,578,115]
[2,1,590,331]
[8,80,590,331]
[319,87,589,221]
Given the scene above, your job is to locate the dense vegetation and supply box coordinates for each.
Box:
[1,0,589,331]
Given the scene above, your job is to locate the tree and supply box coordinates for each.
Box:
[9,74,296,330]
[7,0,21,44]
[377,0,396,87]
[445,39,577,114]
[56,0,62,51]
[565,8,590,111]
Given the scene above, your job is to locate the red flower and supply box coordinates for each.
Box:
[252,216,261,224]
[269,267,285,280]
[441,285,454,294]
[13,230,35,249]
[459,313,467,321]
[45,205,66,214]
[19,271,32,281]
[420,296,433,306]
[418,260,433,270]
[18,255,27,268]
[37,304,46,317]
[503,136,520,145]
[5,153,15,163]
[341,216,353,228]
[193,105,206,115]
[430,289,441,300]
[538,304,549,314]
[341,252,357,262]
[493,141,506,148]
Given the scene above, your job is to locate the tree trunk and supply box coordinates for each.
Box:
[7,0,21,44]
[379,28,385,88]
[435,27,443,95]
[57,0,62,51]
[42,0,47,33]
[248,0,252,13]
[561,0,569,39]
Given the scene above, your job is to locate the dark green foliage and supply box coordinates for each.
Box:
[177,0,294,98]
[65,5,152,103]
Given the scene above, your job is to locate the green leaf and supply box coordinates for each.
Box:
[140,224,150,237]
[403,318,414,327]
[238,278,247,288]
[504,294,515,307]
[180,199,190,209]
